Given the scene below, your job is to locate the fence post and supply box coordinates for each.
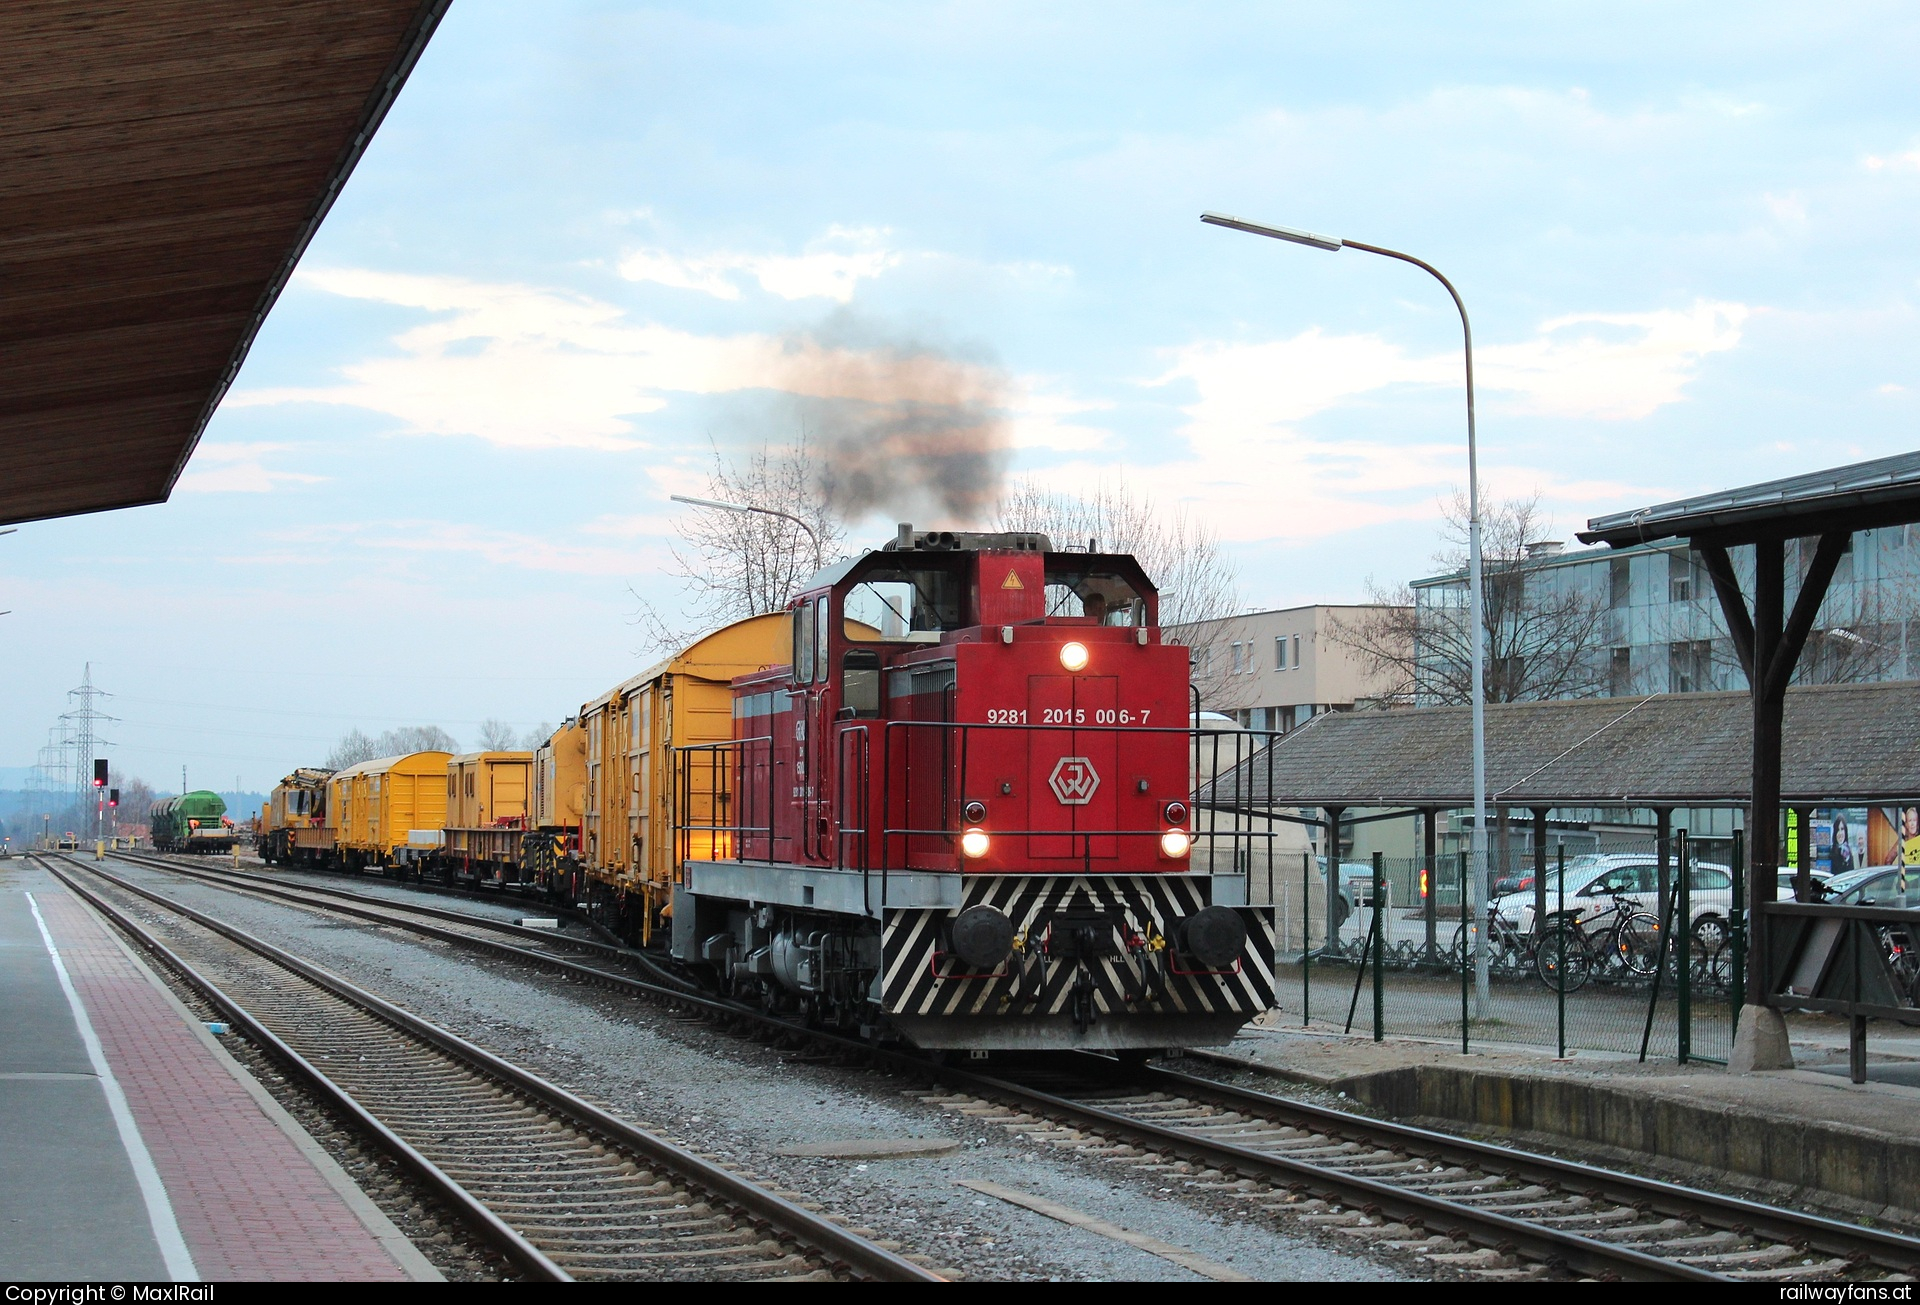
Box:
[1301,851,1311,1027]
[1730,828,1745,1039]
[1638,882,1679,1063]
[1677,829,1692,1065]
[1556,843,1567,1060]
[1460,853,1471,1055]
[1372,851,1385,1042]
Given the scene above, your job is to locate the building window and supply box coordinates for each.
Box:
[1293,634,1302,668]
[1669,639,1712,694]
[1610,647,1633,696]
[1275,636,1287,670]
[1609,556,1631,609]
[1668,551,1692,603]
[1229,641,1242,674]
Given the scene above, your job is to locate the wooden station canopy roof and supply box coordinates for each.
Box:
[0,1,450,528]
[1201,680,1920,811]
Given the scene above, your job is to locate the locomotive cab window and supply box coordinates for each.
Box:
[841,649,881,717]
[1042,565,1148,626]
[843,564,965,639]
[794,597,818,682]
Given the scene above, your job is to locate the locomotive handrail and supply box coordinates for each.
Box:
[671,717,1292,905]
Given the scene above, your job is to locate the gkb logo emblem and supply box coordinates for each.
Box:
[1048,756,1100,805]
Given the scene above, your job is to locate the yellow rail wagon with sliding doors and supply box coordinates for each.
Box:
[443,750,533,884]
[328,751,452,873]
[578,613,788,943]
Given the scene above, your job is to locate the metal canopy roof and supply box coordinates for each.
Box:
[1577,450,1920,550]
[0,0,450,529]
[1200,680,1920,810]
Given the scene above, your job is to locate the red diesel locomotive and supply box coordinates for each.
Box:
[670,526,1277,1052]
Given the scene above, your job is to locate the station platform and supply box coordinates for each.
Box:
[0,859,439,1281]
[1213,1010,1920,1228]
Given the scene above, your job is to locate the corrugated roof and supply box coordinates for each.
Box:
[1201,680,1920,809]
[1579,450,1920,549]
[0,1,449,527]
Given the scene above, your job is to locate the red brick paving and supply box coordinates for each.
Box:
[37,887,411,1281]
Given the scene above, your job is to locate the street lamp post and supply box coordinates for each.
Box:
[669,494,824,574]
[1201,211,1492,1012]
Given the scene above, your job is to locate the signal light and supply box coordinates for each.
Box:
[1059,641,1089,672]
[960,828,991,859]
[1160,829,1191,859]
[1419,866,1429,899]
[1163,800,1188,825]
[94,759,108,787]
[109,789,118,807]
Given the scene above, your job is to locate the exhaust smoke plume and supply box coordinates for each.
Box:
[777,330,1013,525]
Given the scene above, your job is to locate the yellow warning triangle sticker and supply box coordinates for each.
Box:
[1001,569,1025,590]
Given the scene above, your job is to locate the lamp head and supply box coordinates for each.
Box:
[1200,212,1343,251]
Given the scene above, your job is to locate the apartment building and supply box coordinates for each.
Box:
[1173,604,1409,732]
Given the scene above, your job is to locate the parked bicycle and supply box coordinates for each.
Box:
[1448,906,1535,975]
[1534,893,1662,992]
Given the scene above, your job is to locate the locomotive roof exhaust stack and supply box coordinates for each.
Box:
[884,526,1054,553]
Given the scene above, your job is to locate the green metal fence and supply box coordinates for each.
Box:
[1264,833,1744,1064]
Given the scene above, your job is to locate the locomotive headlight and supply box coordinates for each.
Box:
[1160,828,1191,859]
[960,827,992,859]
[1059,641,1090,671]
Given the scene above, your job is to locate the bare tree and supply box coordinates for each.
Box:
[1332,492,1610,705]
[378,725,461,755]
[326,729,379,769]
[635,433,850,655]
[326,725,460,768]
[521,721,556,750]
[477,718,519,751]
[996,474,1247,706]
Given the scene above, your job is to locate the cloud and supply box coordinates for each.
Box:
[259,518,668,578]
[1865,149,1920,172]
[617,225,902,303]
[231,269,1084,472]
[228,269,951,450]
[176,443,326,494]
[1125,300,1746,541]
[1479,301,1748,420]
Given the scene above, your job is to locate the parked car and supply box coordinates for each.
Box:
[1773,867,1835,901]
[1317,860,1389,927]
[1495,853,1735,949]
[1818,865,1912,906]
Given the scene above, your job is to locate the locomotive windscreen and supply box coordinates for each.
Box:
[1041,563,1150,626]
[844,561,966,637]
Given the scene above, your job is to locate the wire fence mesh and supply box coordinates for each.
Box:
[1255,835,1739,1063]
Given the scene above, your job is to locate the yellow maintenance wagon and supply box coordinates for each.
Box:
[327,751,451,871]
[577,612,788,941]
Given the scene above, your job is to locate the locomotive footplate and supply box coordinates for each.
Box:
[883,874,1276,1052]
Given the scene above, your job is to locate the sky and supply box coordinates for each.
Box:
[6,1,1920,792]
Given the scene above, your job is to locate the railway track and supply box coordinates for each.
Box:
[92,849,1920,1282]
[39,854,939,1284]
[101,848,699,996]
[904,1055,1920,1282]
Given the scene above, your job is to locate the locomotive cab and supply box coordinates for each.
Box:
[671,526,1276,1051]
